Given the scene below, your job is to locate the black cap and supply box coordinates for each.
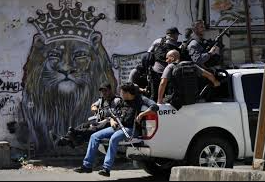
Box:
[166,27,182,35]
[99,82,111,91]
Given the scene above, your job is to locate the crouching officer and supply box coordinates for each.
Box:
[157,49,220,110]
[50,82,122,148]
[128,63,149,97]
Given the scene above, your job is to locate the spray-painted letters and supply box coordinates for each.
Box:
[0,79,23,93]
[0,95,13,111]
[0,95,18,116]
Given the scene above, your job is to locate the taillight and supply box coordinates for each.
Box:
[142,113,158,140]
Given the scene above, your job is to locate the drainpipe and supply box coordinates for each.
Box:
[244,0,254,63]
[198,0,204,20]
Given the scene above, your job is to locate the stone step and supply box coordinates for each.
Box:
[170,166,265,181]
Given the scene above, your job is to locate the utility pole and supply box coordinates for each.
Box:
[252,0,265,168]
[252,0,265,171]
[253,71,265,170]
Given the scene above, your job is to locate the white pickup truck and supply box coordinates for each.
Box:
[105,68,262,177]
[100,68,264,176]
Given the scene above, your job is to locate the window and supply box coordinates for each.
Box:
[242,73,264,151]
[242,73,263,111]
[115,0,146,22]
[203,76,234,102]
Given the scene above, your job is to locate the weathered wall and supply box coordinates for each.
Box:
[0,0,197,154]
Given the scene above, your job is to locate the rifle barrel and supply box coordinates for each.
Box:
[212,17,239,48]
[220,17,239,35]
[109,109,131,139]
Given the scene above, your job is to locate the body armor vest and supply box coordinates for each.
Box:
[170,61,199,109]
[153,37,181,63]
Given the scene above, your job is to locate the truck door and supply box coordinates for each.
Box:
[241,73,263,151]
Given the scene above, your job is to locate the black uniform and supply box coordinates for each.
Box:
[56,96,122,148]
[187,34,222,69]
[114,95,159,135]
[148,36,182,101]
[163,61,204,110]
[128,65,148,94]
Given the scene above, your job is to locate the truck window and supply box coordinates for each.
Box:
[204,76,234,102]
[242,73,263,111]
[242,73,263,151]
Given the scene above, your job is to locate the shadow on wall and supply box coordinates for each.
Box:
[20,0,117,154]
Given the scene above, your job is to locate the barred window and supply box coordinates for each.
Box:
[115,0,146,22]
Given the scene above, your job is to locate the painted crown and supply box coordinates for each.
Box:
[28,0,106,44]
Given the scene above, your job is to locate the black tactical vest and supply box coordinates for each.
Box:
[169,61,199,110]
[99,96,120,119]
[119,96,143,128]
[153,37,181,63]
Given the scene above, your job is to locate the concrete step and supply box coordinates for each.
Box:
[170,166,265,181]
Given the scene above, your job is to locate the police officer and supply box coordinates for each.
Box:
[50,82,122,148]
[187,20,220,68]
[179,28,193,61]
[128,53,150,96]
[128,65,149,95]
[148,27,182,101]
[157,50,220,109]
[74,82,159,176]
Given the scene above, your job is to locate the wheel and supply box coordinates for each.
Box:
[188,136,235,168]
[140,159,176,177]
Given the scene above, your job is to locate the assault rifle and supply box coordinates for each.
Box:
[109,108,131,140]
[95,97,103,123]
[108,108,147,157]
[89,98,113,126]
[88,97,104,126]
[145,66,152,97]
[207,17,238,51]
[145,52,155,98]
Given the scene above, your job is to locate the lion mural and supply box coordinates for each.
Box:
[22,1,117,152]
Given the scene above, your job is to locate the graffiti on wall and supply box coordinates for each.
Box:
[0,70,16,79]
[0,95,13,111]
[22,0,117,152]
[0,69,22,117]
[111,52,147,86]
[0,79,23,93]
[0,94,19,116]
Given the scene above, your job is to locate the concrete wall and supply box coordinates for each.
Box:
[0,0,198,154]
[0,0,197,59]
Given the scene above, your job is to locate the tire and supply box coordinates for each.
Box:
[188,136,235,168]
[140,159,176,178]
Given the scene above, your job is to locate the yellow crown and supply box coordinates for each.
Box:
[28,0,106,44]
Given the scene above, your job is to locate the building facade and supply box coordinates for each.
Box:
[0,0,264,155]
